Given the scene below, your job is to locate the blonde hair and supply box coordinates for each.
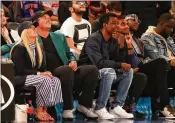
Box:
[10,29,43,68]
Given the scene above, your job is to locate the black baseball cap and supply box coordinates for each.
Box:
[18,21,38,37]
[33,10,53,20]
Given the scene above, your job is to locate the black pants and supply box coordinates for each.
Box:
[167,67,175,96]
[139,58,173,112]
[52,65,98,110]
[126,72,147,105]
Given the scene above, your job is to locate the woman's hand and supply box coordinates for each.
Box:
[39,71,53,78]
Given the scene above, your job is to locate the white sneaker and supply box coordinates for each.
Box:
[160,105,175,118]
[92,100,96,110]
[62,109,73,119]
[77,104,98,119]
[109,106,134,118]
[95,108,114,120]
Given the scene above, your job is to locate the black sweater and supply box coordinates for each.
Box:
[79,31,126,69]
[11,44,45,86]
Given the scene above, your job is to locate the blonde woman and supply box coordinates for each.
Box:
[10,21,63,121]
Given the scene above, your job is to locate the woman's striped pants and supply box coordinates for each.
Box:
[25,75,63,107]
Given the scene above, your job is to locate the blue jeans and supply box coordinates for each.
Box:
[96,68,133,110]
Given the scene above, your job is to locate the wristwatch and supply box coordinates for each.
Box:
[37,72,40,75]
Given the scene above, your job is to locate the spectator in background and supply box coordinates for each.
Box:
[10,21,63,121]
[33,10,99,120]
[58,1,89,28]
[1,9,15,46]
[91,1,122,33]
[79,13,134,119]
[1,1,13,21]
[141,13,175,117]
[88,1,107,24]
[106,1,122,16]
[13,1,43,23]
[170,1,175,15]
[57,1,71,27]
[60,1,91,59]
[122,1,171,38]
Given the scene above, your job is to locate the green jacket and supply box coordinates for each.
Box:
[38,31,76,65]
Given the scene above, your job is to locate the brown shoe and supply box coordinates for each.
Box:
[160,105,175,118]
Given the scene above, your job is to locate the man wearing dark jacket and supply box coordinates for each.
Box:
[127,13,175,118]
[33,10,99,120]
[113,15,147,117]
[79,13,134,119]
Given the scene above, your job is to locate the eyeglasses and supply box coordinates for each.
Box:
[129,18,141,24]
[74,1,88,7]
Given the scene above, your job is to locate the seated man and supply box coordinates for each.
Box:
[112,15,147,116]
[79,13,134,119]
[60,1,91,59]
[33,10,99,120]
[141,13,175,117]
[91,1,122,33]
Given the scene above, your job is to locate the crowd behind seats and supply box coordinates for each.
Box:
[1,1,175,121]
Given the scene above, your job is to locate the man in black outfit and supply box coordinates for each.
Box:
[33,10,99,120]
[126,13,175,118]
[110,15,147,117]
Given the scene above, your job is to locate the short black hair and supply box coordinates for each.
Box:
[117,15,126,20]
[157,13,174,24]
[68,1,72,8]
[99,13,118,29]
[107,1,122,12]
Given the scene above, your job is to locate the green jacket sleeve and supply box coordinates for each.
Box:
[63,36,76,62]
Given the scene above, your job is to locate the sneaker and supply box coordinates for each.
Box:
[123,105,145,118]
[77,104,98,120]
[62,110,73,121]
[160,105,175,118]
[109,105,134,118]
[95,108,114,120]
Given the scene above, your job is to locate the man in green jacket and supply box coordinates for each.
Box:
[33,10,98,120]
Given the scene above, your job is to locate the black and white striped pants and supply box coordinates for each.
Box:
[25,75,63,107]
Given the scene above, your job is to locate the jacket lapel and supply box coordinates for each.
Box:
[49,33,67,64]
[38,33,67,65]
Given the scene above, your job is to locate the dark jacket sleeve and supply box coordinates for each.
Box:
[11,45,37,75]
[85,36,121,69]
[38,59,46,72]
[126,53,138,68]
